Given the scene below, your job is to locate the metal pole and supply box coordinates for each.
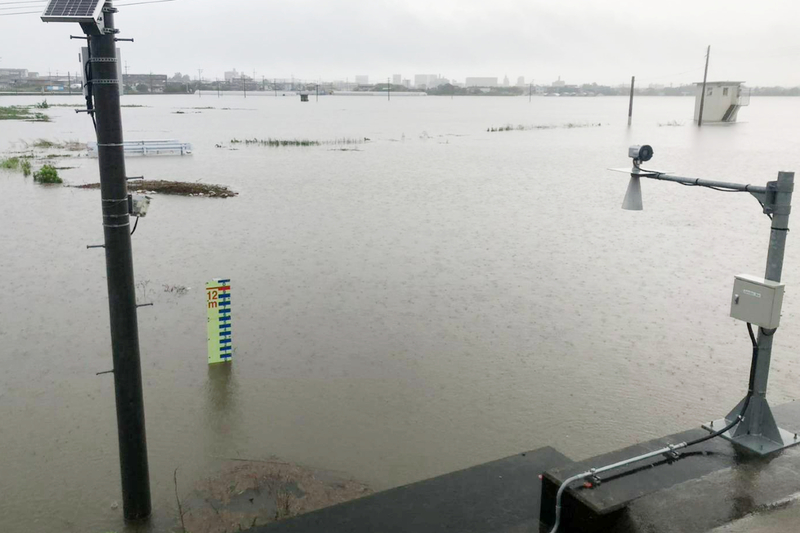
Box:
[388,77,390,101]
[735,172,794,440]
[89,3,151,520]
[698,45,710,126]
[529,83,532,103]
[68,72,71,95]
[628,76,635,126]
[243,76,246,98]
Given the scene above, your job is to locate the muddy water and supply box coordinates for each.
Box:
[2,94,800,532]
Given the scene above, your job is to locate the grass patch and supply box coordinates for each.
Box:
[34,99,50,109]
[0,106,50,122]
[21,159,31,176]
[33,165,62,184]
[487,122,603,132]
[229,137,365,147]
[658,120,684,127]
[75,180,237,198]
[26,139,85,151]
[0,157,20,170]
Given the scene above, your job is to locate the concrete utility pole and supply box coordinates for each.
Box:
[274,78,277,97]
[628,76,635,126]
[89,3,151,520]
[698,45,711,127]
[197,68,203,97]
[243,76,246,98]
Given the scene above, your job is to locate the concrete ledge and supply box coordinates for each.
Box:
[251,447,571,533]
[540,400,800,532]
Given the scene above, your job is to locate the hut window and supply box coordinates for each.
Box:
[707,88,713,96]
[723,88,729,96]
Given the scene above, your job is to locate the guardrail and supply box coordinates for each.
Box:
[88,140,193,157]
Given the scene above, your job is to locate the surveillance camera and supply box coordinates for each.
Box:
[628,145,654,162]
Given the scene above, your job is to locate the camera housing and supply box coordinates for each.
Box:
[629,145,654,162]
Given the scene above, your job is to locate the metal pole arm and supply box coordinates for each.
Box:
[635,170,767,194]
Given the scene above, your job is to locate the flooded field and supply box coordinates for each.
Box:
[2,94,800,533]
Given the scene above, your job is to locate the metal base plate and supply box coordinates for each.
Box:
[702,418,800,455]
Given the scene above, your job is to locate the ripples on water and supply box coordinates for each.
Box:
[1,94,800,532]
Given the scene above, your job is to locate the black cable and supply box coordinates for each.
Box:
[83,40,98,133]
[684,323,758,448]
[130,216,140,235]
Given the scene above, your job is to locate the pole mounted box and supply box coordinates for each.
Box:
[731,274,785,329]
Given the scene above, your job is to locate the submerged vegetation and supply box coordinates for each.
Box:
[487,122,604,132]
[23,139,85,151]
[33,165,62,184]
[0,106,50,122]
[76,180,237,198]
[658,120,685,127]
[0,157,21,170]
[228,137,366,147]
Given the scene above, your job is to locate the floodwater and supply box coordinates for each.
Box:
[2,94,800,533]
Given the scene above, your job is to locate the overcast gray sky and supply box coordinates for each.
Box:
[2,0,799,86]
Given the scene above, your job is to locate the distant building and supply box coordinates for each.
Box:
[355,75,369,85]
[392,74,402,85]
[123,74,167,93]
[503,75,510,87]
[402,79,411,88]
[552,76,566,87]
[465,77,498,87]
[0,68,28,80]
[414,74,438,88]
[517,76,526,87]
[224,69,239,82]
[694,81,750,123]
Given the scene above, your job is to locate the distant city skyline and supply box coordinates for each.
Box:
[1,0,799,86]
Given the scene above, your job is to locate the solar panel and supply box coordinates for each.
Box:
[41,0,104,23]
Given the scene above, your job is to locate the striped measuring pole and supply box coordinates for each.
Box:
[206,279,232,364]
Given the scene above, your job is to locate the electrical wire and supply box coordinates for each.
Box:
[130,216,139,235]
[83,39,98,133]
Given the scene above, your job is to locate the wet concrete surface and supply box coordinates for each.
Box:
[542,400,800,532]
[707,496,800,532]
[246,401,800,533]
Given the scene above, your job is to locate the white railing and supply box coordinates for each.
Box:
[88,140,193,157]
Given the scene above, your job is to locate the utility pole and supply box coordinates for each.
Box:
[243,76,246,98]
[148,71,152,94]
[698,45,711,127]
[68,72,72,95]
[217,78,220,98]
[197,68,203,97]
[529,82,532,103]
[388,77,391,101]
[628,76,635,126]
[316,83,319,102]
[89,3,151,520]
[274,78,277,97]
